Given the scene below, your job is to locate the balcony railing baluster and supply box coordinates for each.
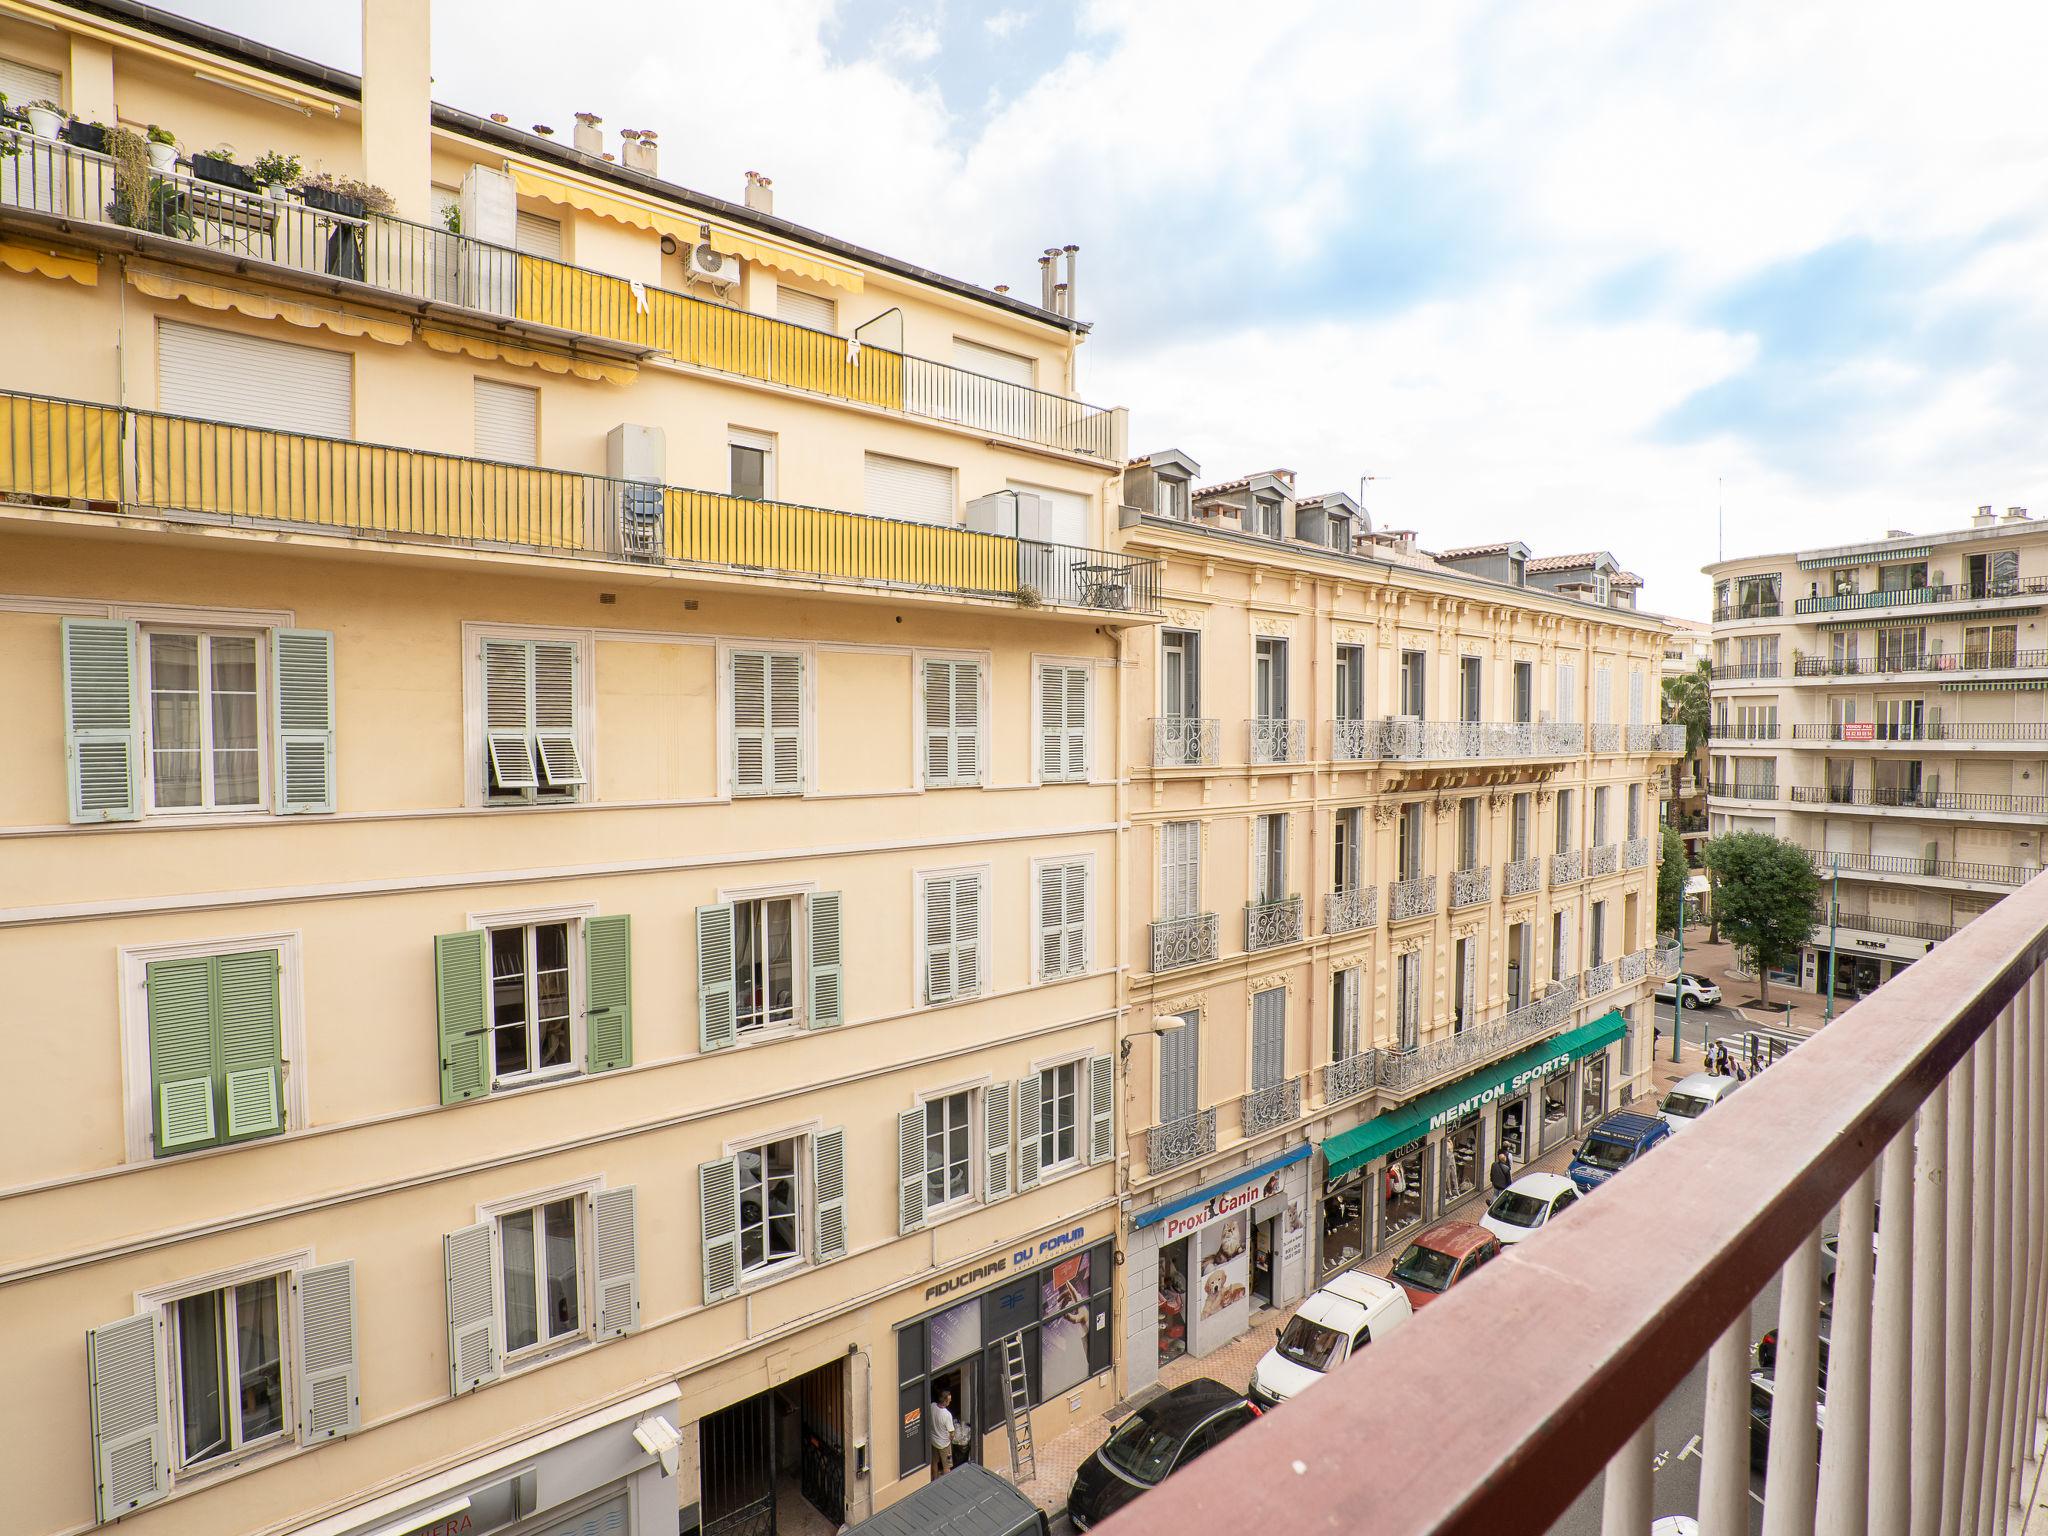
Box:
[1149,913,1220,971]
[1150,717,1220,768]
[1244,896,1305,951]
[1145,1107,1217,1174]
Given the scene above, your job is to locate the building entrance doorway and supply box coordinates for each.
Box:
[700,1358,848,1536]
[928,1355,980,1472]
[1249,1213,1279,1308]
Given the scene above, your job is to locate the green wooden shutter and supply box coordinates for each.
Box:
[585,914,633,1072]
[272,628,336,814]
[216,948,284,1142]
[700,1157,741,1303]
[63,617,141,822]
[897,1107,927,1235]
[1088,1054,1115,1165]
[296,1260,359,1441]
[434,930,491,1104]
[443,1221,500,1394]
[814,1126,848,1263]
[88,1311,168,1521]
[592,1185,640,1336]
[984,1081,1013,1201]
[147,957,218,1154]
[697,903,737,1050]
[807,892,843,1029]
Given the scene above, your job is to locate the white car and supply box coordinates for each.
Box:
[1247,1271,1412,1407]
[1654,972,1723,1009]
[1659,1071,1742,1132]
[1478,1171,1579,1247]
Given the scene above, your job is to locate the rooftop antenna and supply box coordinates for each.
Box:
[1718,476,1724,563]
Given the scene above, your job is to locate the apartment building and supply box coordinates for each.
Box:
[0,6,1151,1535]
[1111,466,1682,1391]
[1705,509,2048,996]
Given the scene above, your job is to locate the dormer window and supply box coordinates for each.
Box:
[1508,556,1526,587]
[1328,515,1350,551]
[1254,499,1283,539]
[1158,478,1187,521]
[1595,573,1611,605]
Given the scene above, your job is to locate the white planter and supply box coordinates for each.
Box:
[28,106,61,138]
[264,183,285,200]
[147,142,177,170]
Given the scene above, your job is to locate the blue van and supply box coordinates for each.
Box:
[1568,1111,1673,1192]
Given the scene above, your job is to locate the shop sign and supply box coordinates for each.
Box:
[1427,1050,1573,1133]
[922,1225,1091,1300]
[1160,1169,1288,1244]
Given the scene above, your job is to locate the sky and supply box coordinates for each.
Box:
[154,0,2048,618]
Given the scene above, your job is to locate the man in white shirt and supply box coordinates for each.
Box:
[928,1388,956,1478]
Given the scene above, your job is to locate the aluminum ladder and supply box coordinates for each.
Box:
[1001,1331,1036,1483]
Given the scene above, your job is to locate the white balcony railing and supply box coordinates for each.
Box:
[1622,836,1653,869]
[1450,866,1493,908]
[1325,886,1377,935]
[1389,874,1439,922]
[1550,851,1584,885]
[1150,716,1220,767]
[1149,913,1220,972]
[1504,857,1543,898]
[1588,843,1619,877]
[1245,896,1305,951]
[1250,717,1307,765]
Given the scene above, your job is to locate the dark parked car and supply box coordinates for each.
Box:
[845,1464,1048,1536]
[1749,1371,1825,1474]
[1567,1111,1674,1193]
[1067,1378,1261,1529]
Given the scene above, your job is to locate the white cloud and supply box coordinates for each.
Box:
[984,8,1032,39]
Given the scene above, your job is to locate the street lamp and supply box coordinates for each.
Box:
[1822,854,1841,1025]
[1670,890,1689,1063]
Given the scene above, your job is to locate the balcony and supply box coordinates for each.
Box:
[1829,910,1959,942]
[1625,723,1657,751]
[1622,837,1653,869]
[1149,913,1220,972]
[1583,959,1616,996]
[1707,661,1782,680]
[1125,878,2048,1536]
[1591,723,1622,753]
[1617,947,1648,984]
[1145,1107,1217,1175]
[1652,941,1683,975]
[1653,724,1686,752]
[1706,782,1779,801]
[1794,647,2048,679]
[1249,717,1307,765]
[1372,990,1575,1098]
[1388,874,1439,922]
[1325,886,1378,935]
[1792,575,2048,615]
[1788,786,2048,818]
[1587,843,1619,877]
[1549,851,1583,885]
[1321,1052,1376,1105]
[1804,849,2034,887]
[1332,717,1374,761]
[1244,896,1305,951]
[1372,720,1583,763]
[0,129,1125,461]
[1240,1076,1303,1137]
[1450,866,1493,908]
[1711,599,1781,620]
[1707,725,1779,741]
[1503,857,1542,898]
[0,391,1158,610]
[1150,717,1220,768]
[1790,721,2048,746]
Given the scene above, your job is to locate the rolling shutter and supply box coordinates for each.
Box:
[434,930,491,1103]
[592,1185,640,1336]
[443,1221,500,1394]
[1088,1055,1115,1164]
[922,658,982,788]
[954,338,1035,389]
[584,914,632,1072]
[696,904,737,1050]
[897,1107,927,1235]
[296,1260,359,1441]
[1015,1074,1042,1190]
[157,320,352,437]
[514,211,562,259]
[807,892,843,1029]
[0,59,61,110]
[272,629,336,814]
[814,1127,848,1263]
[985,1081,1013,1200]
[63,618,141,823]
[1038,664,1088,782]
[777,288,837,334]
[700,1158,741,1303]
[1251,988,1285,1091]
[88,1312,169,1522]
[473,379,539,466]
[864,453,956,527]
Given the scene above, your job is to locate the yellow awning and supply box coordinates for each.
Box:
[419,326,637,386]
[506,164,864,293]
[125,264,411,344]
[0,239,99,286]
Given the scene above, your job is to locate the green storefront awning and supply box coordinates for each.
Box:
[1320,1010,1628,1183]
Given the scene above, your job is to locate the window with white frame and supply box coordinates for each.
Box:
[693,891,841,1049]
[738,1139,802,1276]
[1400,650,1428,718]
[146,629,262,811]
[1252,813,1287,904]
[1039,1061,1080,1171]
[1593,786,1610,844]
[1331,967,1361,1060]
[731,650,804,796]
[699,1131,844,1303]
[921,869,985,1004]
[1397,801,1425,881]
[1458,797,1480,871]
[734,897,798,1034]
[436,909,631,1104]
[1159,820,1201,919]
[1036,661,1090,782]
[1335,644,1365,721]
[1555,788,1574,854]
[1552,909,1569,981]
[922,658,985,788]
[1035,858,1090,981]
[729,428,776,501]
[498,1196,582,1357]
[1589,901,1607,968]
[171,1273,290,1467]
[1395,951,1420,1051]
[481,636,585,802]
[489,921,577,1083]
[1254,637,1288,720]
[1512,792,1531,861]
[1333,807,1362,893]
[924,1091,974,1210]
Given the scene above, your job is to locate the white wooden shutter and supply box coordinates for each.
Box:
[1629,671,1646,726]
[732,651,767,794]
[985,1081,1013,1200]
[88,1312,168,1522]
[950,661,982,784]
[1088,1054,1114,1164]
[807,892,843,1028]
[1557,663,1577,723]
[864,452,957,526]
[296,1260,359,1441]
[813,1127,848,1264]
[473,378,538,466]
[63,617,140,823]
[1016,1074,1042,1190]
[696,903,737,1050]
[953,338,1035,388]
[273,628,336,814]
[592,1185,640,1336]
[777,288,837,333]
[1252,817,1271,905]
[443,1221,500,1395]
[482,639,538,790]
[157,320,352,437]
[898,1107,928,1235]
[514,211,563,258]
[953,874,983,998]
[768,653,802,792]
[1460,942,1477,1027]
[1038,664,1088,782]
[923,875,954,1003]
[923,659,981,788]
[531,640,584,787]
[1037,861,1087,981]
[1160,821,1199,919]
[700,1157,741,1303]
[1595,668,1613,724]
[1404,953,1422,1031]
[1341,967,1362,1057]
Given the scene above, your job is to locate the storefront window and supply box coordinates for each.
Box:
[1040,1255,1093,1397]
[1496,1095,1528,1166]
[1380,1143,1425,1247]
[1320,1172,1368,1279]
[1440,1115,1480,1208]
[1157,1238,1189,1365]
[929,1297,981,1372]
[1539,1070,1571,1152]
[1580,1055,1608,1128]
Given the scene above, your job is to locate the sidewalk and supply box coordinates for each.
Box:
[1667,923,1828,1034]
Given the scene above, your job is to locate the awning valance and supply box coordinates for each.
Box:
[506,165,864,293]
[126,263,409,344]
[419,326,636,385]
[1939,680,2048,692]
[0,239,98,286]
[1799,545,1932,570]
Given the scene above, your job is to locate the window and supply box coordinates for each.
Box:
[483,638,585,802]
[1589,901,1606,967]
[1964,625,2019,667]
[1398,802,1425,881]
[1628,785,1642,840]
[157,319,352,438]
[438,911,631,1099]
[924,1093,974,1210]
[1395,952,1420,1051]
[1252,813,1287,904]
[732,650,804,795]
[499,1198,581,1355]
[172,1275,288,1467]
[1735,574,1782,617]
[1878,698,1925,741]
[1331,967,1361,1060]
[1037,661,1091,782]
[1157,476,1188,520]
[147,630,262,811]
[1460,656,1483,723]
[1453,938,1474,1032]
[921,870,986,1004]
[490,922,575,1082]
[1552,910,1569,981]
[1252,497,1283,538]
[145,948,286,1156]
[1513,661,1534,724]
[1158,1015,1199,1123]
[735,898,798,1033]
[1333,807,1362,893]
[474,379,538,466]
[694,892,840,1048]
[1161,631,1200,718]
[1039,1062,1080,1171]
[1555,788,1574,854]
[1400,650,1427,718]
[1594,667,1613,725]
[1035,858,1091,981]
[739,1139,802,1276]
[1254,637,1288,720]
[1250,987,1286,1091]
[922,658,985,788]
[777,288,837,333]
[1877,562,1928,594]
[1512,793,1530,861]
[1878,628,1922,671]
[1160,821,1201,919]
[1593,786,1610,844]
[1556,662,1578,723]
[1335,644,1365,720]
[1458,797,1480,871]
[700,1133,844,1302]
[730,428,775,501]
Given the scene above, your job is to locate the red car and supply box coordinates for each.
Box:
[1388,1220,1500,1309]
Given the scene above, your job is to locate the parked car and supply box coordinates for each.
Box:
[1247,1271,1412,1407]
[1567,1111,1674,1193]
[1067,1378,1261,1529]
[1658,1071,1742,1132]
[1655,972,1723,1009]
[1749,1370,1826,1474]
[845,1463,1048,1536]
[1478,1172,1579,1247]
[1387,1220,1500,1310]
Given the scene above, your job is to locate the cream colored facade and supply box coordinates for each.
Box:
[0,6,1142,1535]
[1109,466,1681,1389]
[1705,510,2048,994]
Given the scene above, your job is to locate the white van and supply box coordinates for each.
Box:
[1659,1071,1742,1132]
[1246,1271,1412,1407]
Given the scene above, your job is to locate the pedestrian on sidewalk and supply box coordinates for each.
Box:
[928,1389,956,1478]
[1489,1147,1513,1195]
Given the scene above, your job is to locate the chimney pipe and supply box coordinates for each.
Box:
[1062,244,1078,320]
[744,171,774,214]
[1054,282,1068,315]
[1039,251,1057,310]
[2006,506,2030,522]
[574,112,604,157]
[621,129,658,175]
[1975,505,1997,528]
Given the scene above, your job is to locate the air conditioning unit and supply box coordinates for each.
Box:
[684,242,742,290]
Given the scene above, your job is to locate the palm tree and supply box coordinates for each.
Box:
[1662,657,1711,797]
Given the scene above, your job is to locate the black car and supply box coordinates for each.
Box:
[1067,1377,1261,1528]
[1749,1371,1825,1475]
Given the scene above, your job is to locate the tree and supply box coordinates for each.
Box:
[1701,832,1821,1007]
[1657,825,1687,937]
[1662,657,1711,795]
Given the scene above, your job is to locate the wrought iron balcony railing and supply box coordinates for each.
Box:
[1707,725,1780,741]
[1583,959,1616,996]
[1616,947,1648,984]
[1591,723,1622,753]
[1625,723,1657,751]
[1245,896,1305,951]
[1373,720,1583,763]
[1450,866,1493,908]
[1149,913,1220,972]
[1144,1107,1217,1175]
[1321,1051,1376,1105]
[0,128,1126,460]
[1372,990,1575,1098]
[1503,858,1542,898]
[1536,722,1588,755]
[1652,941,1683,975]
[1549,851,1583,885]
[1388,874,1439,922]
[1150,716,1220,768]
[1707,661,1782,680]
[1249,717,1308,765]
[1794,647,2048,678]
[1325,886,1377,935]
[1789,720,2048,743]
[1587,843,1619,877]
[1711,599,1782,620]
[1827,909,1959,942]
[1653,723,1686,752]
[1788,785,2048,817]
[1804,850,2033,886]
[1792,575,2048,614]
[1332,717,1373,760]
[1622,837,1653,869]
[0,391,1159,609]
[1707,782,1779,800]
[1240,1076,1303,1137]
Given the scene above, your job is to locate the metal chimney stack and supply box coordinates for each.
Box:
[1062,245,1078,320]
[1041,249,1060,311]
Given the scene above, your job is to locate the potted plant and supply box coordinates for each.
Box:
[26,99,61,138]
[251,150,301,198]
[190,144,256,192]
[62,115,109,154]
[297,172,392,278]
[145,124,177,170]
